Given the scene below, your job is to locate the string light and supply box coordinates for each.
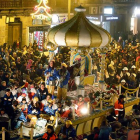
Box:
[31,0,51,20]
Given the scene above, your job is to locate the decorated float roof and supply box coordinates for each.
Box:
[47,5,111,48]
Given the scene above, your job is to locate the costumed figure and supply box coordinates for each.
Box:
[44,61,57,95]
[68,62,80,91]
[56,63,70,101]
[108,61,116,84]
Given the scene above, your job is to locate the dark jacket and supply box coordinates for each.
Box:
[98,126,112,140]
[28,103,40,116]
[60,125,76,140]
[37,88,48,101]
[3,93,14,106]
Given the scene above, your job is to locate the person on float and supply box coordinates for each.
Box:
[59,120,76,140]
[75,95,86,117]
[114,95,125,121]
[56,63,70,101]
[17,92,30,103]
[11,100,27,130]
[27,96,40,123]
[19,97,28,117]
[41,125,58,140]
[43,100,56,116]
[44,60,57,96]
[60,100,72,119]
[40,94,52,112]
[36,83,48,101]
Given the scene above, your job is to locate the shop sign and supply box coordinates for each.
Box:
[29,26,50,32]
[103,15,120,21]
[86,16,100,21]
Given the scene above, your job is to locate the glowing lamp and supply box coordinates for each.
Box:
[81,107,88,114]
[52,15,59,23]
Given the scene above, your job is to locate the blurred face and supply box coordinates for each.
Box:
[66,123,70,128]
[6,92,10,97]
[39,65,42,69]
[41,84,44,90]
[132,121,137,127]
[1,111,4,115]
[47,128,52,134]
[50,61,53,68]
[46,95,51,101]
[2,82,6,87]
[22,100,26,104]
[120,98,124,103]
[79,97,83,102]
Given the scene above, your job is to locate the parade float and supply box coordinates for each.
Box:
[1,5,140,140]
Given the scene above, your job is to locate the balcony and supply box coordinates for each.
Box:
[0,0,38,9]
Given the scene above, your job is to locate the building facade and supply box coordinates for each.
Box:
[0,0,139,47]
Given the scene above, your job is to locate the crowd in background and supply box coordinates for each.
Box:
[0,34,140,140]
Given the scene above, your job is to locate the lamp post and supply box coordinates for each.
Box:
[68,0,71,20]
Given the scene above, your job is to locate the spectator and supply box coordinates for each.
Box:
[59,120,76,140]
[98,121,112,140]
[40,125,58,140]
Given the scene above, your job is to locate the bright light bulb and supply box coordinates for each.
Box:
[81,107,88,114]
[52,15,59,23]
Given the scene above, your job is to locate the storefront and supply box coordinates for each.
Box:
[102,15,122,38]
[86,16,101,26]
[29,25,50,51]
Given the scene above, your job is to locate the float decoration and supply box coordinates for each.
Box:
[47,5,111,88]
[31,0,51,21]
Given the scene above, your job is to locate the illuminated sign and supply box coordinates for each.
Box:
[106,17,118,20]
[86,16,100,21]
[104,8,113,14]
[31,0,51,21]
[103,15,120,21]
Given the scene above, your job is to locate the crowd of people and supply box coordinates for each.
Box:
[0,35,140,140]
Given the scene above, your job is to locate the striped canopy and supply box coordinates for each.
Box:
[47,6,111,48]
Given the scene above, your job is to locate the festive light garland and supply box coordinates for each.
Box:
[31,0,51,20]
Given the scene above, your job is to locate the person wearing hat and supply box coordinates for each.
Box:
[128,73,137,89]
[56,63,70,101]
[130,65,137,74]
[120,67,129,83]
[44,60,57,95]
[114,95,125,121]
[59,120,76,140]
[121,79,127,94]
